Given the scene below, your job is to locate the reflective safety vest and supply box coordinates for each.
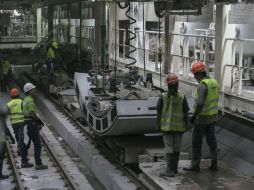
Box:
[7,99,25,124]
[47,47,55,59]
[22,96,36,121]
[160,92,186,132]
[194,78,219,116]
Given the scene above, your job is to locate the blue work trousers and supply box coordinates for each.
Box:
[26,121,42,165]
[12,123,29,163]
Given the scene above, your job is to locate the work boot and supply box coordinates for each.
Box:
[209,160,218,171]
[174,152,180,173]
[21,162,34,168]
[0,160,8,180]
[35,164,48,170]
[183,160,200,172]
[160,153,175,177]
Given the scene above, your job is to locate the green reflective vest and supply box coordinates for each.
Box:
[194,78,219,116]
[160,92,186,132]
[47,47,55,59]
[23,96,36,121]
[7,98,25,124]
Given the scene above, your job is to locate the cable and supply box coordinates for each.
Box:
[118,2,137,70]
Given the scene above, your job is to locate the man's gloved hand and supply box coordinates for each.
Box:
[190,115,196,124]
[9,136,15,144]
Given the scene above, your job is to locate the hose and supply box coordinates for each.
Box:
[118,2,137,70]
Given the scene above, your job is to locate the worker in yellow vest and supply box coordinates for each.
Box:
[184,61,218,172]
[47,40,58,60]
[157,73,189,177]
[7,88,33,168]
[23,83,48,170]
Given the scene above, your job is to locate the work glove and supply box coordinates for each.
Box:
[190,115,196,124]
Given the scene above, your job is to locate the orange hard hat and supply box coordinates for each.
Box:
[191,61,206,74]
[9,88,19,97]
[165,73,179,84]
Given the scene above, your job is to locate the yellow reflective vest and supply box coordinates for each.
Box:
[194,78,219,116]
[160,92,186,132]
[47,47,55,59]
[7,98,25,124]
[22,96,36,121]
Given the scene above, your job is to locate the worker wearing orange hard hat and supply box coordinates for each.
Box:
[184,61,218,172]
[7,88,33,169]
[157,73,189,177]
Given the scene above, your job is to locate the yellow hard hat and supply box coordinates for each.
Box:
[51,40,58,48]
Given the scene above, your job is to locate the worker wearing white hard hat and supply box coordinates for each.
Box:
[22,83,48,170]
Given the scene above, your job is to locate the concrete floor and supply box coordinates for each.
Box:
[140,159,254,190]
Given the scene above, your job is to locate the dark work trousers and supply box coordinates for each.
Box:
[12,123,28,164]
[26,121,42,165]
[0,142,6,174]
[192,122,217,166]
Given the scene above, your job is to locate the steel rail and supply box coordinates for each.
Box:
[40,134,79,190]
[6,141,25,190]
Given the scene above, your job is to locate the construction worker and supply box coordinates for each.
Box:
[0,92,15,179]
[23,83,48,170]
[2,54,10,92]
[47,40,58,60]
[183,61,218,172]
[7,88,33,168]
[157,73,189,177]
[47,40,61,68]
[46,40,62,81]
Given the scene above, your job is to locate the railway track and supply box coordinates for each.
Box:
[5,141,25,190]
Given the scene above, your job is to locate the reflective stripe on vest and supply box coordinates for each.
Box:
[160,92,186,132]
[7,99,25,124]
[193,78,219,116]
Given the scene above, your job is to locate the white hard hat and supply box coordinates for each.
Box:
[23,82,36,93]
